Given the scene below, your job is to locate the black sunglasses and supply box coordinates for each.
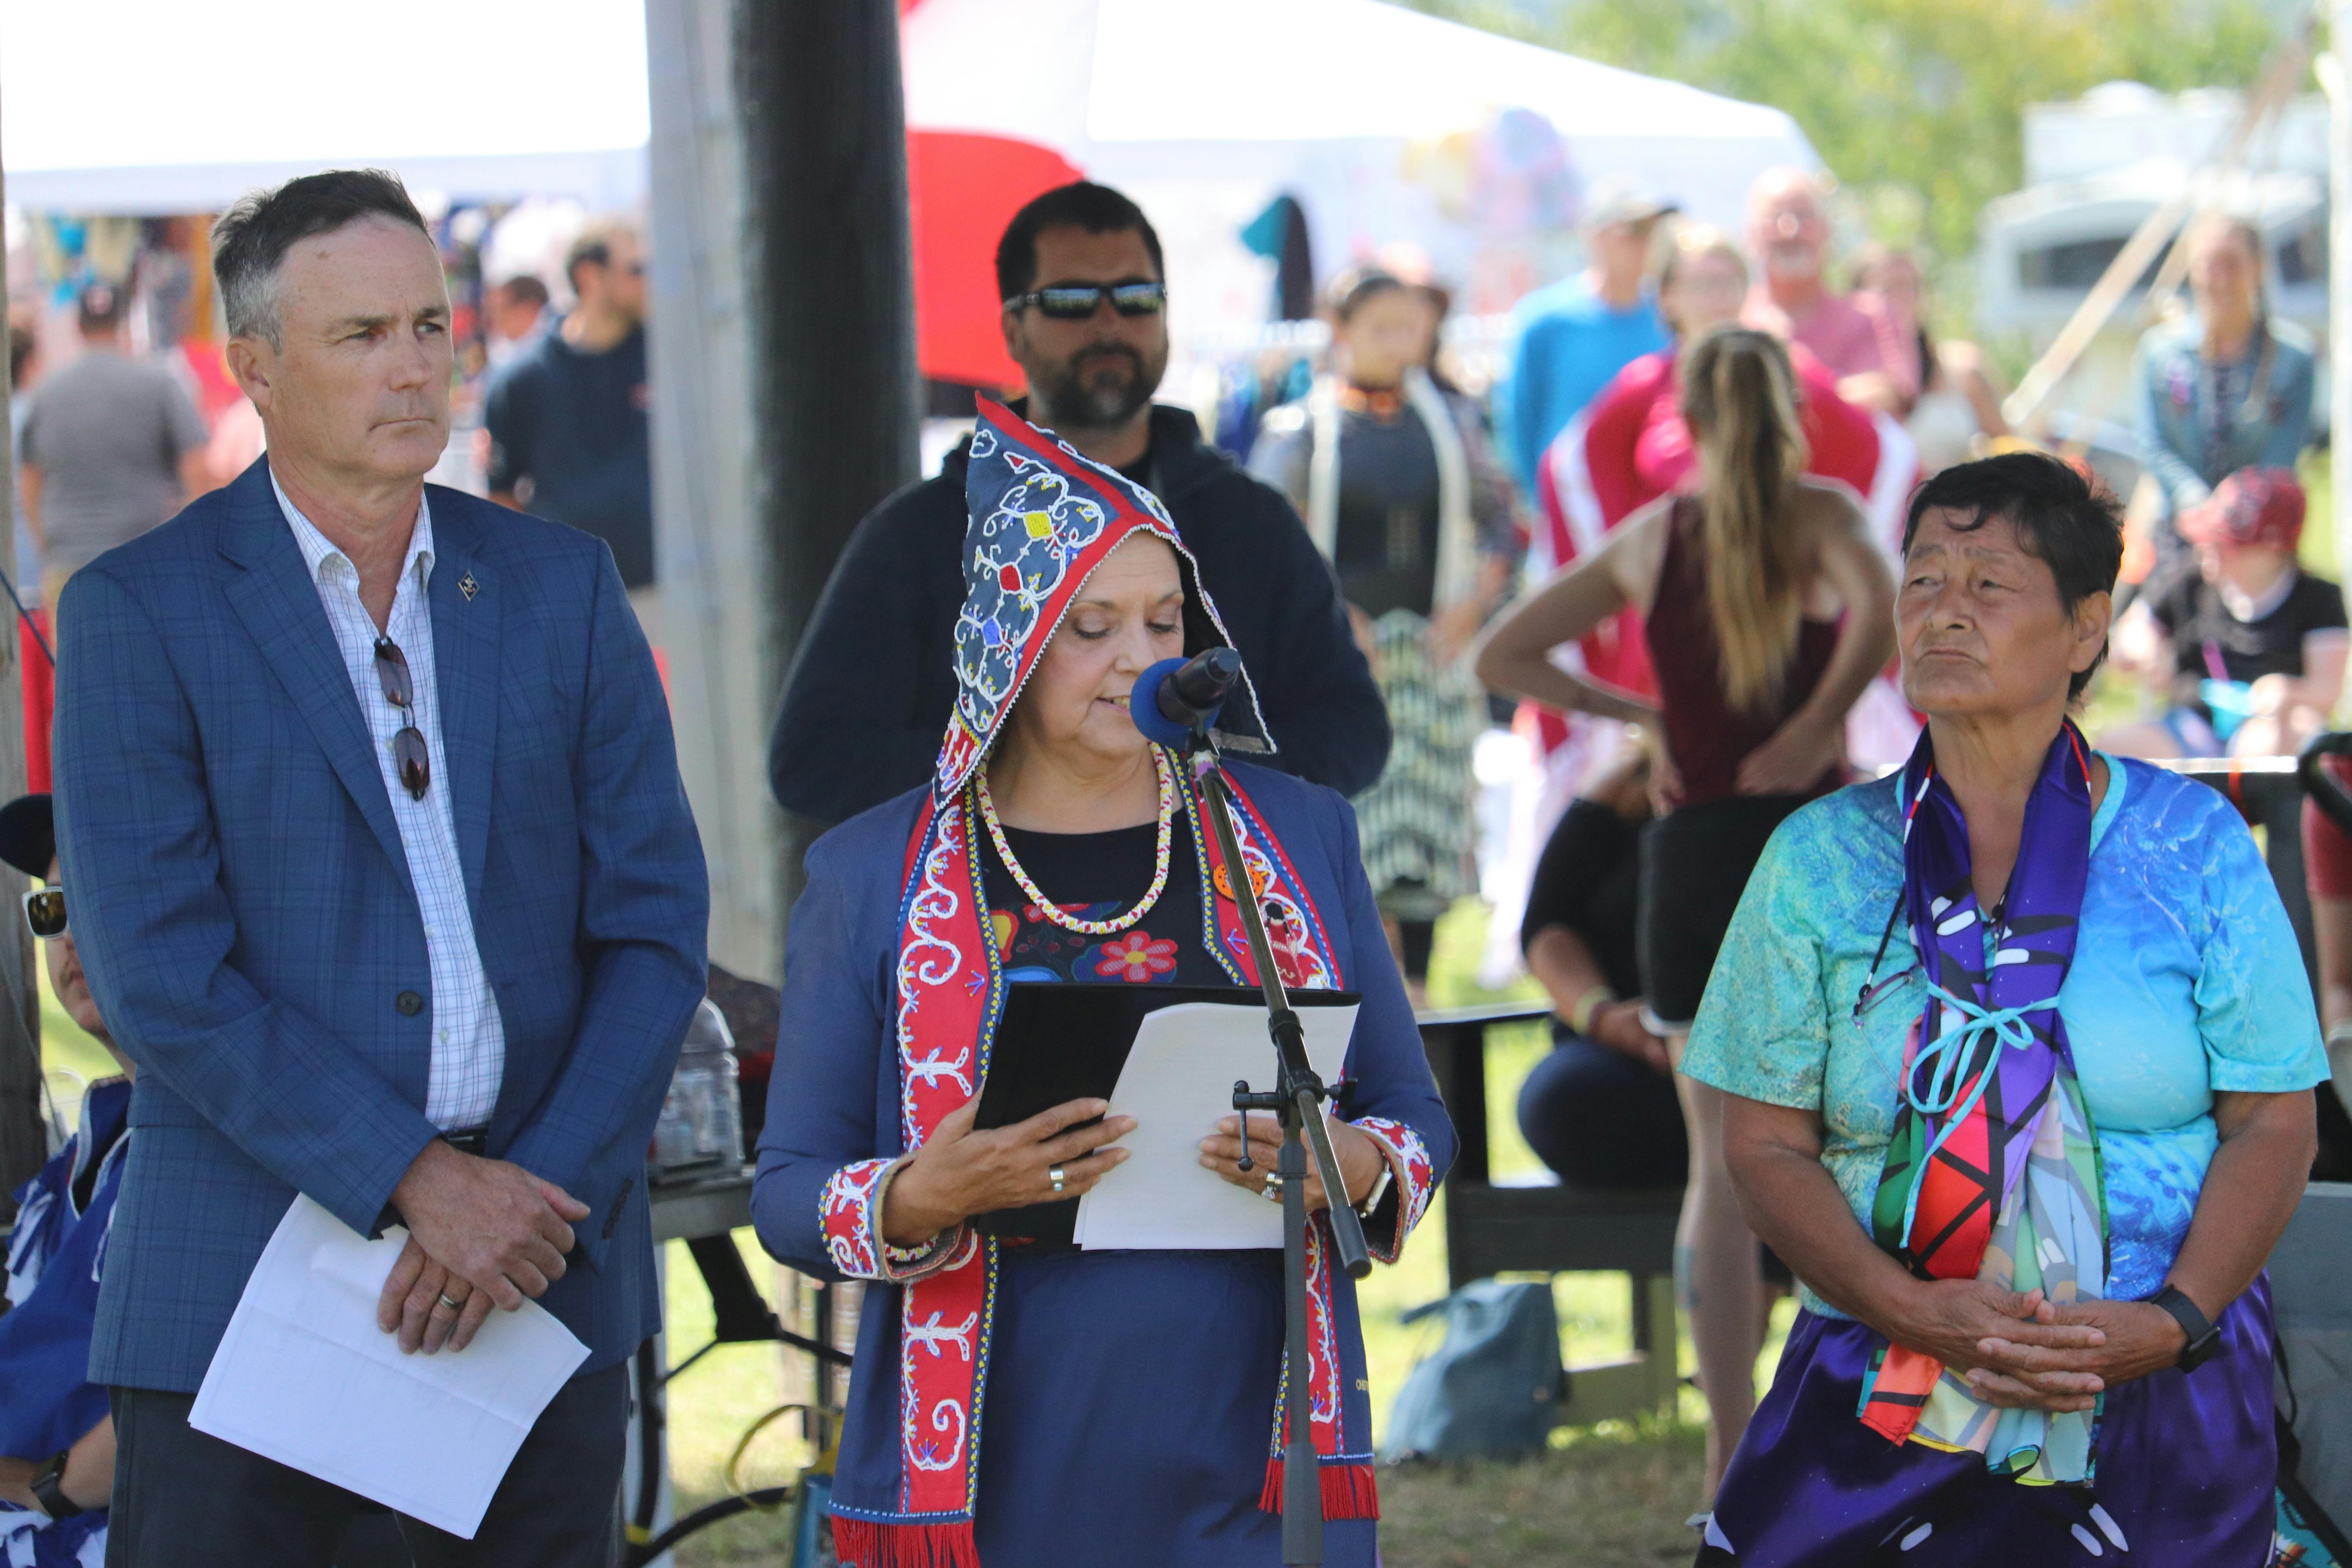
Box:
[22,886,64,940]
[1002,279,1167,320]
[373,636,432,801]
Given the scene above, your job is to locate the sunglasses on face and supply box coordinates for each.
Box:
[1002,280,1167,320]
[23,886,64,940]
[373,636,432,801]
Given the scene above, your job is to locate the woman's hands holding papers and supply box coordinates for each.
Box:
[881,1097,1136,1246]
[379,1141,592,1354]
[1199,1116,1385,1213]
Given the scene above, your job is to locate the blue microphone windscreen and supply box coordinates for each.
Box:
[1129,658,1199,749]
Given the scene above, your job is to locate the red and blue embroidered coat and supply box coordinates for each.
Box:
[749,401,1452,1568]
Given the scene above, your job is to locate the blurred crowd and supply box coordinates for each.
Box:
[6,149,2349,1557]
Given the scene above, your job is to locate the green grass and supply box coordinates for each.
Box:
[659,898,1744,1566]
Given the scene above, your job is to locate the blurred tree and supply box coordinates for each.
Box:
[1404,0,2283,267]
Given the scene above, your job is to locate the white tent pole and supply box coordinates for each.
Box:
[2330,16,2352,579]
[644,0,773,982]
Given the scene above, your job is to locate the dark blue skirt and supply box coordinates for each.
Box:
[970,1249,1378,1568]
[1702,1276,2277,1566]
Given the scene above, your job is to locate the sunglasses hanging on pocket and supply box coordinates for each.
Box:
[372,635,432,801]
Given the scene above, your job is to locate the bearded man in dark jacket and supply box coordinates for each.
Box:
[769,183,1389,827]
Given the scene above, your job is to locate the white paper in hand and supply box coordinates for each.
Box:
[190,1195,590,1538]
[1075,1000,1359,1250]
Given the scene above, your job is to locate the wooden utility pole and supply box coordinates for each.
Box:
[735,0,922,933]
[0,106,48,1215]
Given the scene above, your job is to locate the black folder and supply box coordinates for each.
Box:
[968,982,1360,1251]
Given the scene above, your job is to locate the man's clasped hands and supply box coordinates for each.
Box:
[372,1140,591,1355]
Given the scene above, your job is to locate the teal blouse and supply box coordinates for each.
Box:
[1681,755,2328,1316]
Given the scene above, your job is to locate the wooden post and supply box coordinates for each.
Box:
[0,107,47,1214]
[734,0,921,940]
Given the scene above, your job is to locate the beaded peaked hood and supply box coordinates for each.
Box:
[935,397,1271,799]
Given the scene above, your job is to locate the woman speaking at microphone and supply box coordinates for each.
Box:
[751,400,1451,1568]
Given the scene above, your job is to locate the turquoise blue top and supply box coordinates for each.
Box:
[1681,755,2328,1316]
[1498,278,1670,490]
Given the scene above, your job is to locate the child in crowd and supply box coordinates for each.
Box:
[2102,466,2347,759]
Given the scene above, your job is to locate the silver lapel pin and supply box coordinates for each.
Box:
[458,572,480,602]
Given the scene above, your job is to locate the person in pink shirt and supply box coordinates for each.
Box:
[1741,167,1918,416]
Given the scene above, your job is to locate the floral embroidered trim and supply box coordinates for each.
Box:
[1346,1116,1436,1265]
[820,1157,895,1279]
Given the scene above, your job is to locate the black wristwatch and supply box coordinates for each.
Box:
[2147,1284,2221,1373]
[30,1451,84,1521]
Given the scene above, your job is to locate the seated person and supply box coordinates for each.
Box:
[1514,750,1687,1189]
[2103,467,2347,759]
[0,794,124,1565]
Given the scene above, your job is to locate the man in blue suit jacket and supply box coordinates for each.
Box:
[52,170,707,1566]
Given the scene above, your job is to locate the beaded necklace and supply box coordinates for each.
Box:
[975,745,1178,935]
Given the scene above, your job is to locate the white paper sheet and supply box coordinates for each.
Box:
[189,1195,590,1539]
[1074,1000,1360,1250]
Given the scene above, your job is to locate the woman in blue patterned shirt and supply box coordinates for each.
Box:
[1683,453,2325,1566]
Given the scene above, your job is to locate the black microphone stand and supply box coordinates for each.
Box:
[1173,720,1372,1567]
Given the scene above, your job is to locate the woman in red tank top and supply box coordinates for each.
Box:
[1476,326,1898,1501]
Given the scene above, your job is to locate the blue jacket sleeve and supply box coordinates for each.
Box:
[502,546,708,1269]
[2133,330,2205,516]
[1322,789,1454,1256]
[53,566,441,1238]
[750,827,896,1281]
[2258,344,2315,472]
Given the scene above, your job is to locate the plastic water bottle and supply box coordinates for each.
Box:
[652,999,744,1176]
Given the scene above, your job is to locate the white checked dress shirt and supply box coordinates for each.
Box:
[272,472,506,1130]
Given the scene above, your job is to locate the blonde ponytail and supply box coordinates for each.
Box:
[1678,326,1809,713]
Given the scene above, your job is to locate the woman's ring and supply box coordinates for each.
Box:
[1259,1173,1284,1204]
[1048,1165,1067,1195]
[435,1292,465,1313]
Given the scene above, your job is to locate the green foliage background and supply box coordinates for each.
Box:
[1399,0,2286,269]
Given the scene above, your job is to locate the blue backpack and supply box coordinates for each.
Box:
[1380,1279,1565,1463]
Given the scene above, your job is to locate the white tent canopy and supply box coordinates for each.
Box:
[1,0,650,212]
[904,0,1817,334]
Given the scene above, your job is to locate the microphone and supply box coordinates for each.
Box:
[1130,648,1241,749]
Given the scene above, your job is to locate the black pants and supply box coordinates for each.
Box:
[1638,794,1811,1028]
[106,1361,628,1568]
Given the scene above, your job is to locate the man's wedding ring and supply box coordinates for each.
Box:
[1259,1173,1284,1204]
[436,1293,464,1313]
[1048,1165,1067,1195]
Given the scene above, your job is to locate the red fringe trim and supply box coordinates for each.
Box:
[1257,1458,1381,1521]
[828,1517,981,1568]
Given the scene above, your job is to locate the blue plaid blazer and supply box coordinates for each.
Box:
[53,458,708,1392]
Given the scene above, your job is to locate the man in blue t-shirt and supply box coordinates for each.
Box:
[485,220,657,633]
[1497,177,1677,492]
